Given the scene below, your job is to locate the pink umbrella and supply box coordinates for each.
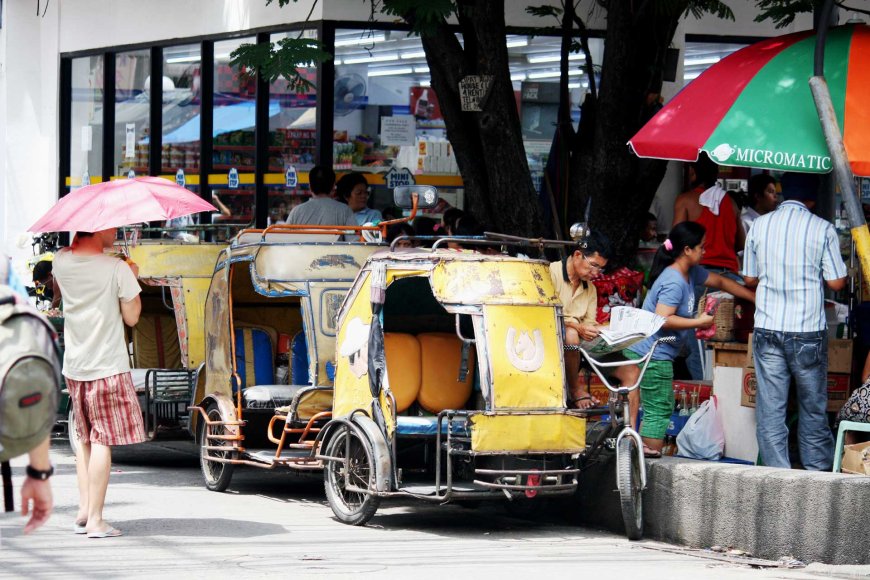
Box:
[28,177,218,233]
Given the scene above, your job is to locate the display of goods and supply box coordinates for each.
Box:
[592,267,644,324]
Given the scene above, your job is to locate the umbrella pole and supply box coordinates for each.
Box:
[809,1,870,282]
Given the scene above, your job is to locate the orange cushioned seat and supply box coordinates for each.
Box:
[417,332,475,413]
[384,333,421,413]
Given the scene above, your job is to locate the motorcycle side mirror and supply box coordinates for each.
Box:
[569,222,590,243]
[394,185,439,210]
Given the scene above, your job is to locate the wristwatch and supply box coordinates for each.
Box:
[26,465,54,481]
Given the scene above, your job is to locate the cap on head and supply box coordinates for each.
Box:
[780,172,820,202]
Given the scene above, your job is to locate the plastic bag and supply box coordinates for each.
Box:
[676,395,725,460]
[695,294,720,340]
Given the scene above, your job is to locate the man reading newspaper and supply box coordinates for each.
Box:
[549,233,642,413]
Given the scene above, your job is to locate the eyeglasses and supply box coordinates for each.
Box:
[581,254,605,272]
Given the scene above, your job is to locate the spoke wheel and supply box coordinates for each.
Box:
[68,406,81,457]
[617,437,644,540]
[198,402,235,492]
[324,426,381,526]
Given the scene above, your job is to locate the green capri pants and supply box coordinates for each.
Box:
[625,350,674,440]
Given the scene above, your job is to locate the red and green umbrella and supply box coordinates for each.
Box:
[629,24,870,176]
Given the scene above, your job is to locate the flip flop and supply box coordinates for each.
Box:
[74,521,87,535]
[87,527,123,539]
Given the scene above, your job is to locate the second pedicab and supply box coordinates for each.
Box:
[190,188,439,491]
[316,222,670,539]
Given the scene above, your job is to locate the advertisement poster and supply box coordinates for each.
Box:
[410,86,445,129]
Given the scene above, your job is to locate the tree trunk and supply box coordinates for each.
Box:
[570,1,685,264]
[415,0,543,236]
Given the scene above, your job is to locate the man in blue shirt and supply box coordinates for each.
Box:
[743,172,847,470]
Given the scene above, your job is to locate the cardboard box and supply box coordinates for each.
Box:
[709,341,749,368]
[841,441,870,475]
[745,334,852,374]
[740,368,850,412]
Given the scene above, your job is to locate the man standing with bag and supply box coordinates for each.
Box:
[742,173,847,470]
[53,229,146,537]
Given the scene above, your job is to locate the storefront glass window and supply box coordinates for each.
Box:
[114,49,151,177]
[70,55,104,188]
[683,42,746,85]
[162,43,202,185]
[212,37,257,234]
[333,29,463,214]
[267,29,318,224]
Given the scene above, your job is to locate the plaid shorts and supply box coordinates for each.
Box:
[67,372,146,446]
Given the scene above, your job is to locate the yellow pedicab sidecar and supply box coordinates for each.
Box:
[321,240,588,526]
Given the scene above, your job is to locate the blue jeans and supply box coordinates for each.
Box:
[753,329,833,470]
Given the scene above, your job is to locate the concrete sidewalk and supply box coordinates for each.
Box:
[574,457,870,566]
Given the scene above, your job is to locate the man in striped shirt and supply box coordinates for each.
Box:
[742,172,847,471]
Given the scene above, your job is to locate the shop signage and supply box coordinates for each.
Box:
[384,167,416,190]
[176,168,185,187]
[228,167,239,189]
[381,115,416,146]
[459,75,493,112]
[127,169,136,179]
[82,169,90,187]
[285,166,298,188]
[862,178,870,202]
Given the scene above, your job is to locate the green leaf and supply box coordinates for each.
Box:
[526,5,563,19]
[230,38,333,94]
[753,0,817,28]
[683,0,736,21]
[381,0,455,35]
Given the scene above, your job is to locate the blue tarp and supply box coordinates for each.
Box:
[162,101,281,144]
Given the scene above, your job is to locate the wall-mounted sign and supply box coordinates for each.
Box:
[380,115,416,146]
[176,168,185,187]
[228,167,239,189]
[459,75,494,112]
[125,124,136,158]
[384,167,416,190]
[285,166,298,188]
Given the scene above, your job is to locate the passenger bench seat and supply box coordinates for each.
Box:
[417,332,475,413]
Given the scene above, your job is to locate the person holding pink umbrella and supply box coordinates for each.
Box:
[53,228,146,538]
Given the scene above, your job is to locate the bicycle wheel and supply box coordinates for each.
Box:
[617,437,644,540]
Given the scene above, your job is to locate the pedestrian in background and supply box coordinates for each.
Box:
[743,172,847,471]
[53,229,146,537]
[337,172,382,226]
[741,174,779,234]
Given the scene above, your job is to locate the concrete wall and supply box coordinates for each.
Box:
[0,0,60,274]
[573,457,870,566]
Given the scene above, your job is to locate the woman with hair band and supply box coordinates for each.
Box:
[624,222,755,457]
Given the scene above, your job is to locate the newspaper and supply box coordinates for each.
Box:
[579,306,666,357]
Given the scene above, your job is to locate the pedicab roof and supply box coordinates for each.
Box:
[215,232,384,297]
[361,247,561,307]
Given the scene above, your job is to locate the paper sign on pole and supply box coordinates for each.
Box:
[380,115,416,146]
[459,75,494,112]
[125,124,136,158]
[81,126,93,152]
